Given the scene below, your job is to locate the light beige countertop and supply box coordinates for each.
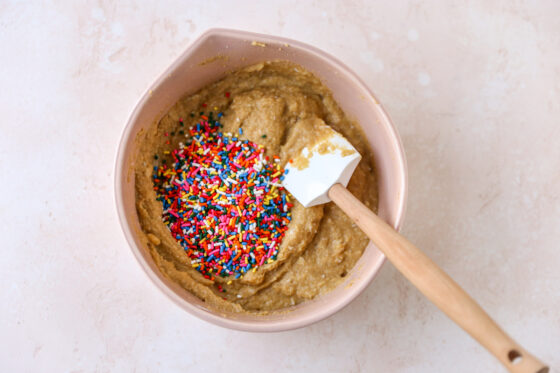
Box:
[1,1,558,372]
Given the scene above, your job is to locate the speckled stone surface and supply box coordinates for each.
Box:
[1,1,558,372]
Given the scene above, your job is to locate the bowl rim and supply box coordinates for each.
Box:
[114,28,408,332]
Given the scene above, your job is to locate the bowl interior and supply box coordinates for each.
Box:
[115,29,407,331]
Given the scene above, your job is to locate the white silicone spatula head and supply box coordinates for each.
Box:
[282,125,361,207]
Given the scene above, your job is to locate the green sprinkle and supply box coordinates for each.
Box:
[261,134,267,138]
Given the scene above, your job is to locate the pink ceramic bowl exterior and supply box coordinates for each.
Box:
[115,29,407,332]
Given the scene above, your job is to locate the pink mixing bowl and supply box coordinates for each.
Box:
[115,29,408,331]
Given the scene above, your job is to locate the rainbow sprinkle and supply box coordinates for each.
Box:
[152,111,293,282]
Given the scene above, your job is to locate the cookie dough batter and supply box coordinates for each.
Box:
[135,61,378,313]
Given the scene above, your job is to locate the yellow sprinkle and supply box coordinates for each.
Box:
[214,106,218,110]
[227,280,232,285]
[252,268,256,272]
[163,150,170,155]
[272,172,281,178]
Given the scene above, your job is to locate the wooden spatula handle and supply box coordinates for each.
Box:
[328,183,548,373]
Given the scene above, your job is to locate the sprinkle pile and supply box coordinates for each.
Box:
[152,111,293,282]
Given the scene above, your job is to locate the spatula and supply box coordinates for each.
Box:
[282,124,548,373]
